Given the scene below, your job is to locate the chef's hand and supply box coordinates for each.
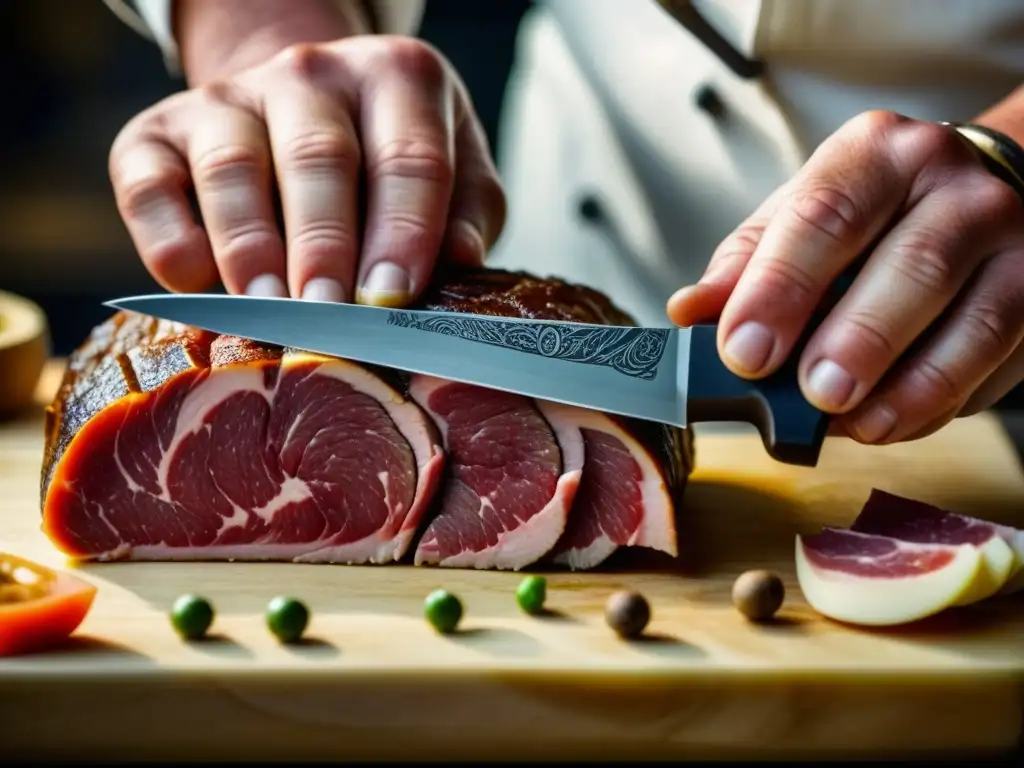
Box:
[108,36,506,306]
[668,111,1024,445]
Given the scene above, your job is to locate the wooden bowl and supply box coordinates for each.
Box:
[0,290,49,418]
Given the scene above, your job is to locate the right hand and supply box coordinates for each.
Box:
[108,36,507,306]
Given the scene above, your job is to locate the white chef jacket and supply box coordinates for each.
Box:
[106,0,1024,327]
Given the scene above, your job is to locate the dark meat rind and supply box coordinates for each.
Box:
[418,266,636,326]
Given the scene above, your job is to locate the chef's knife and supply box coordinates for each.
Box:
[104,294,830,467]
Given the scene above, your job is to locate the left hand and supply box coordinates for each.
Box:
[668,110,1024,445]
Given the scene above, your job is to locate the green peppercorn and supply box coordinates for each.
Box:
[515,575,547,615]
[424,588,463,634]
[170,594,214,640]
[266,596,309,643]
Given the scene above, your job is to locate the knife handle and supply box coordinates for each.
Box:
[685,324,830,467]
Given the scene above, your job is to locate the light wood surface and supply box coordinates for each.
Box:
[1,361,1023,761]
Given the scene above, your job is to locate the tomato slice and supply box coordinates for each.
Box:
[0,553,97,656]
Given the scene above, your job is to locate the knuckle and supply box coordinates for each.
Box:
[192,144,265,187]
[110,117,148,159]
[903,122,977,173]
[109,110,172,170]
[215,218,279,247]
[377,211,441,254]
[704,249,751,282]
[117,173,186,220]
[727,222,767,256]
[706,223,766,280]
[143,235,203,277]
[907,120,963,157]
[384,38,447,87]
[970,175,1022,222]
[214,230,283,272]
[960,300,1018,356]
[888,238,959,297]
[282,130,361,174]
[290,224,358,260]
[913,358,964,406]
[195,80,252,111]
[381,209,435,234]
[276,42,333,81]
[370,138,452,186]
[839,310,900,359]
[751,256,820,305]
[788,185,862,244]
[846,109,909,139]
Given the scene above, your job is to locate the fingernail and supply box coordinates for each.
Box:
[301,277,347,303]
[805,359,857,410]
[356,262,412,307]
[722,322,775,374]
[852,402,898,443]
[245,274,288,298]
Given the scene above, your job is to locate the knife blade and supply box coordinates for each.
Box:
[104,294,830,467]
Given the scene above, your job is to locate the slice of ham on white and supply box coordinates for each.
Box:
[534,401,677,571]
[848,489,1022,602]
[407,376,582,570]
[796,527,985,626]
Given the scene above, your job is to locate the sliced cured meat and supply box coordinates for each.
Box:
[40,267,697,572]
[408,267,695,571]
[849,489,1019,603]
[795,527,984,626]
[533,401,679,570]
[408,376,583,570]
[41,312,445,563]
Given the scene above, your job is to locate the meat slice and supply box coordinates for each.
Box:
[407,376,583,570]
[534,401,679,570]
[795,527,985,626]
[849,489,1020,602]
[41,312,444,563]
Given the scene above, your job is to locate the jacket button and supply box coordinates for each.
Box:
[694,84,726,118]
[577,193,605,224]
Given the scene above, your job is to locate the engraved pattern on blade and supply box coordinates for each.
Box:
[387,312,669,380]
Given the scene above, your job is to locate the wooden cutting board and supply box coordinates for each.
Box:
[2,361,1023,761]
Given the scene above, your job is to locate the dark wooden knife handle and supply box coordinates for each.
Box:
[685,324,830,467]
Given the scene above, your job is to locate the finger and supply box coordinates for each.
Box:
[667,186,786,326]
[960,343,1024,417]
[892,344,1024,442]
[844,248,1024,445]
[109,136,217,293]
[184,95,286,297]
[796,171,1020,413]
[261,51,362,303]
[715,113,946,379]
[889,405,961,443]
[356,43,456,307]
[440,98,506,267]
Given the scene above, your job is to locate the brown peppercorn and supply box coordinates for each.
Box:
[732,569,785,622]
[604,590,650,638]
